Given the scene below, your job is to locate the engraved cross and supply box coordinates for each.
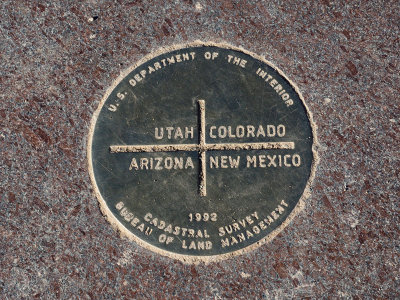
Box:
[110,100,295,196]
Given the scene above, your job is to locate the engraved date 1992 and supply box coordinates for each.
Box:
[189,213,217,222]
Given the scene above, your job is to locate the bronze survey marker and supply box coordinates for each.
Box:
[88,43,316,262]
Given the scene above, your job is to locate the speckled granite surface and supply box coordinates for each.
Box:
[0,0,399,299]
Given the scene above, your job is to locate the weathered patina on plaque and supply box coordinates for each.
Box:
[88,42,316,262]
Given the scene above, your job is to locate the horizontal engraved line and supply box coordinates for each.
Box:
[110,144,199,153]
[110,142,295,153]
[204,142,295,151]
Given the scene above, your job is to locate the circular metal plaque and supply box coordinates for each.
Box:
[88,42,316,262]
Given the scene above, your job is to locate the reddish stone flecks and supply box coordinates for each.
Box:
[0,0,399,298]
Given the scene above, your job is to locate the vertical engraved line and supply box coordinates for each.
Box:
[200,151,206,196]
[198,99,206,196]
[198,99,206,147]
